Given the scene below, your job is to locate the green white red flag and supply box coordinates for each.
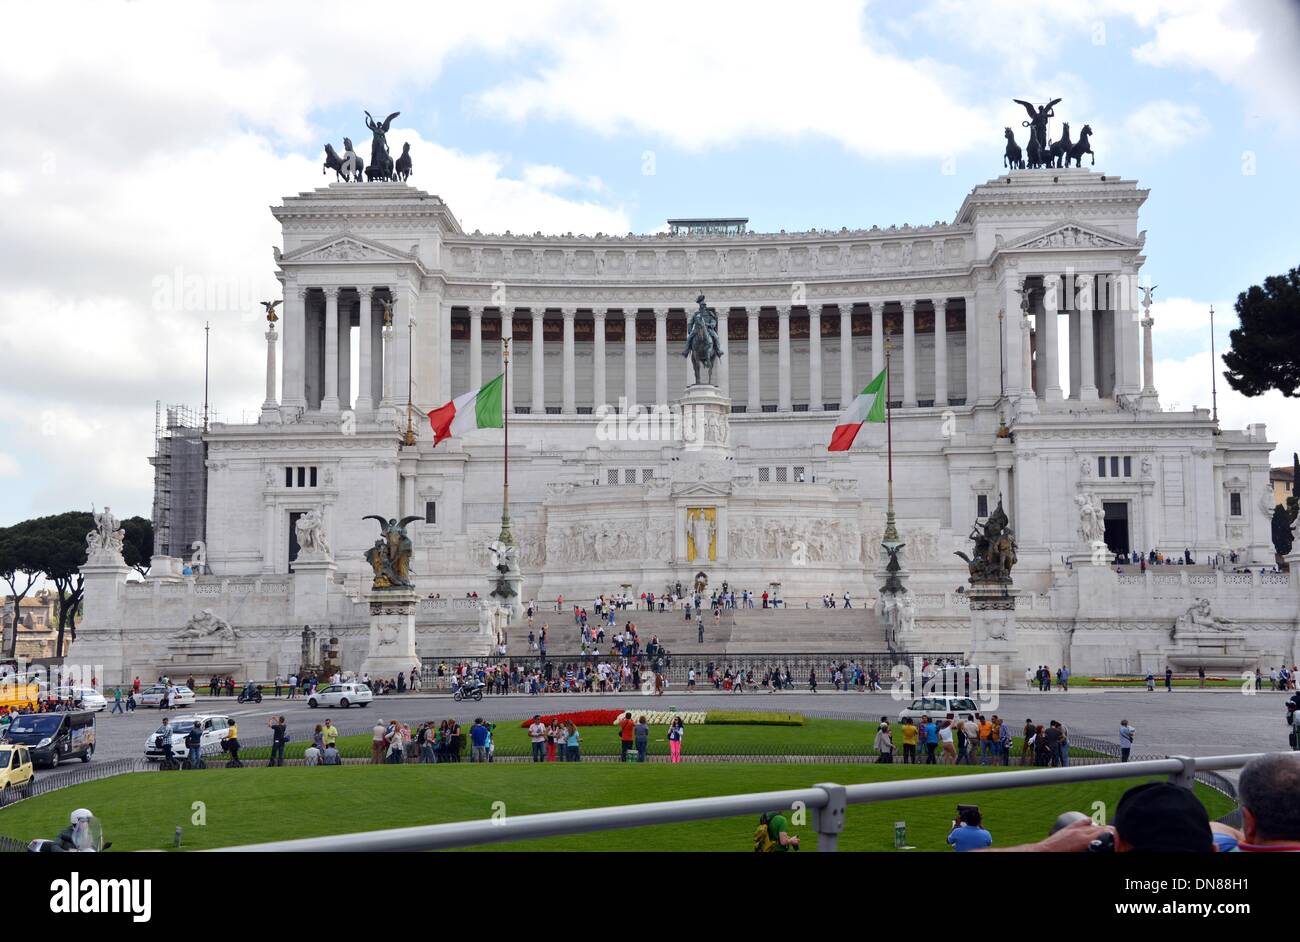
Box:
[428,373,504,445]
[827,368,887,451]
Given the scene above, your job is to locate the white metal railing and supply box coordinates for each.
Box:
[215,752,1274,854]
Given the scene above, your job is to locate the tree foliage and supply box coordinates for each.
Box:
[1222,265,1300,397]
[0,523,42,658]
[121,516,154,577]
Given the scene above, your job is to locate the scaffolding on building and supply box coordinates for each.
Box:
[149,402,208,564]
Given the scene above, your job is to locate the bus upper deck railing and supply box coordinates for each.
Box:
[215,751,1273,853]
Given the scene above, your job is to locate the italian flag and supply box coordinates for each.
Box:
[428,373,505,445]
[827,368,887,451]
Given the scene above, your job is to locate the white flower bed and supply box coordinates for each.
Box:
[609,710,707,725]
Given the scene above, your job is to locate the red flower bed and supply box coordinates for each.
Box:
[519,709,625,728]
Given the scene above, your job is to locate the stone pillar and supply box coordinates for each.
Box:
[746,307,760,412]
[468,305,482,395]
[1019,312,1037,413]
[777,305,792,412]
[839,302,854,406]
[356,287,374,412]
[261,325,280,421]
[902,300,917,408]
[1042,279,1063,401]
[321,287,340,412]
[338,295,352,409]
[870,301,884,379]
[654,307,668,403]
[531,309,545,414]
[562,307,577,414]
[934,299,948,407]
[501,308,514,413]
[1141,314,1156,394]
[624,309,637,407]
[282,285,307,412]
[716,308,730,396]
[592,308,606,409]
[807,304,822,410]
[964,295,979,406]
[1077,277,1098,401]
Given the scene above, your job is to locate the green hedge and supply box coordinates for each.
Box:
[705,711,805,727]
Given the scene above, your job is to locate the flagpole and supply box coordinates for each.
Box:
[499,338,512,546]
[883,337,898,543]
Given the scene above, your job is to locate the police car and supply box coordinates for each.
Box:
[144,715,233,763]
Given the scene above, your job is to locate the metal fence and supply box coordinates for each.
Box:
[418,652,966,692]
[0,757,153,810]
[217,751,1274,853]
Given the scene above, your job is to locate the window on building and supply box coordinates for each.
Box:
[794,466,806,483]
[1123,456,1132,478]
[424,501,436,525]
[309,467,318,488]
[1110,456,1120,478]
[1230,492,1242,517]
[1098,457,1106,478]
[285,467,293,488]
[758,467,771,483]
[297,467,306,488]
[775,467,788,483]
[641,468,654,483]
[623,468,636,485]
[977,494,989,518]
[607,469,619,485]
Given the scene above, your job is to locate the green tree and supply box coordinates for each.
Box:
[0,522,42,658]
[1271,505,1293,565]
[1222,265,1300,397]
[121,516,154,577]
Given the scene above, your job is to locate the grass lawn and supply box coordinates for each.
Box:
[239,717,1101,760]
[1069,677,1249,689]
[0,763,1233,852]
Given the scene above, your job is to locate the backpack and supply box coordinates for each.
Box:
[753,813,783,853]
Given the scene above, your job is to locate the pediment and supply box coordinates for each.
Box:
[1004,220,1136,252]
[282,232,415,264]
[673,480,732,499]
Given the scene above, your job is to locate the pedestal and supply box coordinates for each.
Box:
[678,384,731,458]
[967,584,1020,688]
[292,553,337,623]
[1067,540,1111,567]
[1164,631,1257,671]
[362,589,419,680]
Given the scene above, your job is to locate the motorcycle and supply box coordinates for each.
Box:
[452,680,484,702]
[237,684,263,704]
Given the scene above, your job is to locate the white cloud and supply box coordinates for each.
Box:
[0,453,20,478]
[1122,100,1210,151]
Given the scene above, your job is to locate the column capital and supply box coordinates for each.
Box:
[468,305,483,318]
[322,286,340,300]
[716,307,729,319]
[297,286,310,300]
[624,308,638,321]
[654,306,669,321]
[805,302,821,315]
[592,308,607,322]
[561,306,577,320]
[265,328,279,343]
[901,298,916,312]
[777,305,791,317]
[358,285,374,298]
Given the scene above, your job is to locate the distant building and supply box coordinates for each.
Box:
[149,402,207,562]
[2,591,66,660]
[1270,466,1294,508]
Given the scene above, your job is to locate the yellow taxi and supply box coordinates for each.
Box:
[0,743,35,805]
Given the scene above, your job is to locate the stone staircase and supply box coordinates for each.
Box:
[505,606,888,655]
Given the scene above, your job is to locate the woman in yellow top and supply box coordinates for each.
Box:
[900,718,919,764]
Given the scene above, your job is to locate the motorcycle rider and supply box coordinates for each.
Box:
[55,808,102,851]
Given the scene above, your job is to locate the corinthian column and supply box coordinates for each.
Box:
[654,307,668,404]
[562,307,577,414]
[468,305,482,395]
[807,304,822,411]
[901,299,917,408]
[839,302,854,407]
[260,324,280,421]
[716,307,730,397]
[531,309,545,414]
[321,287,340,413]
[746,306,760,412]
[624,309,637,408]
[592,308,606,409]
[356,288,375,412]
[777,305,792,412]
[934,299,948,407]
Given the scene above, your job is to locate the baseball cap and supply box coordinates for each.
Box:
[1112,782,1213,852]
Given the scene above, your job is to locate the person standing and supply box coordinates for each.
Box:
[1020,718,1035,763]
[1119,719,1135,762]
[528,715,547,762]
[924,716,939,765]
[900,717,918,764]
[1198,665,1206,689]
[634,715,650,762]
[618,711,635,760]
[667,717,684,763]
[1145,672,1155,692]
[470,718,489,762]
[371,718,387,764]
[998,716,1013,765]
[697,615,704,644]
[564,721,581,762]
[873,719,895,763]
[268,716,287,767]
[938,715,957,764]
[1164,666,1173,692]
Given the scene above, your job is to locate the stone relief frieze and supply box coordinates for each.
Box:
[728,516,860,564]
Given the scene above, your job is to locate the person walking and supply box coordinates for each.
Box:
[998,716,1013,766]
[1119,719,1135,762]
[371,718,387,764]
[667,717,684,763]
[938,715,957,764]
[110,687,124,715]
[873,719,895,763]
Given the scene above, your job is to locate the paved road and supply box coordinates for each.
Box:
[65,686,1295,769]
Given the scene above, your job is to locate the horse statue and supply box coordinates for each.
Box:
[364,110,399,181]
[1047,122,1073,169]
[1003,128,1024,170]
[323,143,359,182]
[395,142,413,181]
[954,498,1018,585]
[682,293,724,386]
[1066,124,1095,167]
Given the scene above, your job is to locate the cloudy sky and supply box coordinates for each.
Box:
[1,0,1298,526]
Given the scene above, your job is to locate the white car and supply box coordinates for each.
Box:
[897,695,979,723]
[137,684,196,709]
[144,714,233,763]
[55,686,107,712]
[306,683,373,709]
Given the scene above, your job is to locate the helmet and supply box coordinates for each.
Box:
[70,808,93,825]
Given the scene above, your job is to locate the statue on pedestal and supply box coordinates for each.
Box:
[85,506,125,558]
[363,514,421,590]
[1074,492,1105,545]
[294,509,332,559]
[683,293,724,386]
[954,498,1018,585]
[1172,599,1231,639]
